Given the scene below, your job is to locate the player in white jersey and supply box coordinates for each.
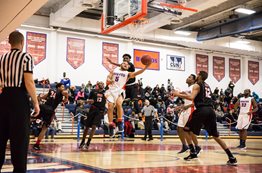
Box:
[234,89,257,149]
[176,74,200,154]
[105,61,150,137]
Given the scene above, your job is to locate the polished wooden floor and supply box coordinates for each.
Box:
[2,138,262,173]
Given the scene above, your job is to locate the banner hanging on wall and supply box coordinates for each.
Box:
[248,61,259,85]
[66,37,85,69]
[102,42,119,72]
[213,56,225,82]
[229,58,241,83]
[196,54,208,74]
[26,32,47,65]
[166,55,185,71]
[134,49,160,70]
[0,38,10,56]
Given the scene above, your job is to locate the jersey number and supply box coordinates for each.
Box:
[97,97,102,102]
[115,76,119,82]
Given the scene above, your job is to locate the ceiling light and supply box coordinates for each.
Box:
[174,30,191,36]
[235,8,255,15]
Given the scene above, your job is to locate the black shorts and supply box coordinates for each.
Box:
[36,104,55,127]
[185,106,219,137]
[125,84,136,100]
[85,106,104,127]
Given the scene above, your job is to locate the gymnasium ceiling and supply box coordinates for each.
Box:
[34,0,262,42]
[0,0,262,58]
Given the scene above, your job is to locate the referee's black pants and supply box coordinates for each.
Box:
[0,88,30,173]
[144,116,153,139]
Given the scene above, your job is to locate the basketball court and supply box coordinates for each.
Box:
[1,138,262,172]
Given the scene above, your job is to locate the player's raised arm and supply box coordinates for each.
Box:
[107,57,120,67]
[128,63,150,79]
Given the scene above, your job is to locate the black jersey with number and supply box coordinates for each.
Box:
[89,89,106,110]
[194,82,214,109]
[45,89,63,110]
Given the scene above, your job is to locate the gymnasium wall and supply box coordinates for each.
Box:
[17,27,262,97]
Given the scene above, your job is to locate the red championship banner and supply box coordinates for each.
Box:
[102,42,119,72]
[248,61,259,85]
[134,49,160,70]
[66,38,85,69]
[26,32,47,65]
[196,54,208,74]
[213,56,225,82]
[229,58,241,83]
[0,38,10,56]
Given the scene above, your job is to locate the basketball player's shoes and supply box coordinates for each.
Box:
[227,157,237,166]
[79,140,85,149]
[178,145,189,154]
[184,153,197,161]
[33,144,41,150]
[117,121,124,134]
[109,122,116,138]
[195,146,202,155]
[237,144,246,149]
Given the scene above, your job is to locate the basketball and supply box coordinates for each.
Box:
[141,55,152,65]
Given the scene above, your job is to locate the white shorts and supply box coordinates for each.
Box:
[236,113,252,130]
[105,89,125,103]
[177,109,192,128]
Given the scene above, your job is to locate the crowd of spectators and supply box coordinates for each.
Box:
[33,77,262,137]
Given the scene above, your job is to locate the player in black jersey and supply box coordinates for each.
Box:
[33,83,68,150]
[79,82,106,149]
[172,71,237,166]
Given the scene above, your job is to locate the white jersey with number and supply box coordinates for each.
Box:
[236,97,253,130]
[178,85,195,127]
[105,68,129,103]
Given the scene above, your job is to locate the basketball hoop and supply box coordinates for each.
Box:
[128,17,149,41]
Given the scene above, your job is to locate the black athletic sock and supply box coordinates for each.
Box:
[225,148,233,158]
[189,144,195,154]
[240,139,243,145]
[86,138,92,146]
[242,140,246,146]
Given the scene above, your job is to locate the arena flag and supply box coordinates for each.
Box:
[0,38,10,56]
[134,49,160,70]
[26,32,47,65]
[248,60,259,85]
[66,37,85,69]
[213,56,225,82]
[229,58,241,83]
[102,42,119,72]
[166,55,185,71]
[196,54,208,74]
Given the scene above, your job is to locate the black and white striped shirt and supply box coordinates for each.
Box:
[0,49,33,88]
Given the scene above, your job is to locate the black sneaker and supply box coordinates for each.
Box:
[141,137,147,141]
[33,144,40,150]
[227,157,237,166]
[195,146,202,155]
[147,138,153,141]
[237,144,246,149]
[178,145,189,154]
[79,141,85,149]
[109,124,115,138]
[184,153,197,161]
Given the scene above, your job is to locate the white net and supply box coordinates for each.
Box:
[128,18,149,41]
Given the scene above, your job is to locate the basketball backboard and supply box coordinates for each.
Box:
[101,0,148,34]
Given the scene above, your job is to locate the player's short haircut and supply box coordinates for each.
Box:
[56,83,63,88]
[123,54,131,59]
[190,74,196,80]
[199,71,208,81]
[8,31,24,45]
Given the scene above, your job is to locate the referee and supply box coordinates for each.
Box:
[0,31,40,173]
